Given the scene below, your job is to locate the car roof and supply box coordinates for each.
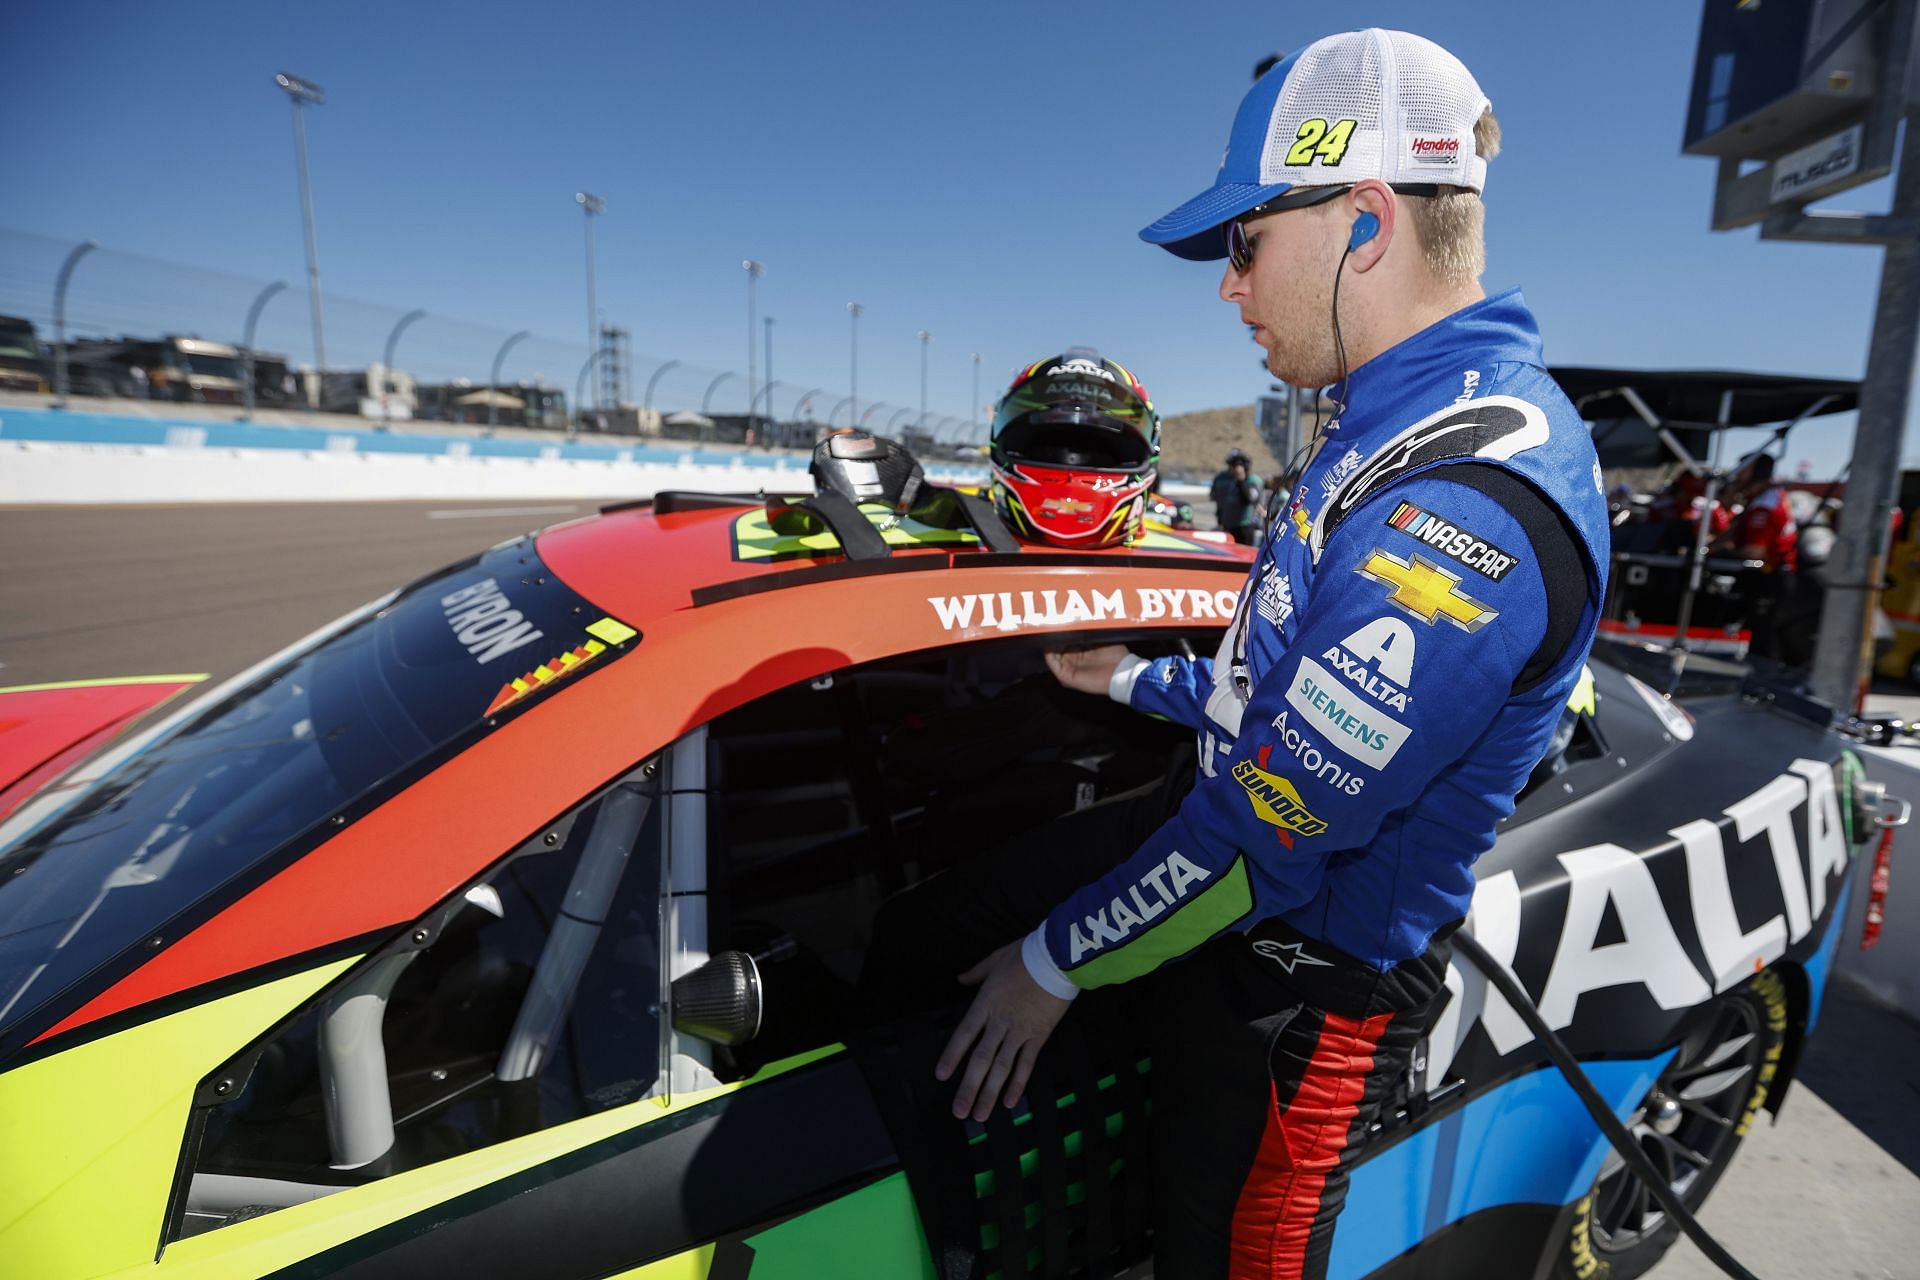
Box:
[536,491,1250,631]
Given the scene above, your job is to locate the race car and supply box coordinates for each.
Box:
[0,474,1889,1280]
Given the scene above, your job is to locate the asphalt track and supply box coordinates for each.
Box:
[0,500,1916,1279]
[0,499,604,689]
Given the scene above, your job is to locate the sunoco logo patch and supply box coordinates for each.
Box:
[1230,758,1329,836]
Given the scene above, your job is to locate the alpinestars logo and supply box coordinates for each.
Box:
[1311,398,1550,560]
[1252,939,1333,973]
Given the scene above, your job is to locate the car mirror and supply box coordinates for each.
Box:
[671,950,763,1046]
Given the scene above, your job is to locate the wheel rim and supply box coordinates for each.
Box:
[1589,998,1763,1254]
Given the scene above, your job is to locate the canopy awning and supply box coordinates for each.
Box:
[1550,367,1860,427]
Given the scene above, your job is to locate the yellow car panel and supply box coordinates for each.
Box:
[0,961,355,1280]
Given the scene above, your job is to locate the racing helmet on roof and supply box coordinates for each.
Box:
[988,349,1161,547]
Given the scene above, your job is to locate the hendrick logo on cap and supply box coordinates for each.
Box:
[1408,135,1460,166]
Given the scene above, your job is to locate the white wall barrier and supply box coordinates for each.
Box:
[0,440,996,506]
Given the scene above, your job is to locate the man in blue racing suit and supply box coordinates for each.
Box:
[932,29,1611,1278]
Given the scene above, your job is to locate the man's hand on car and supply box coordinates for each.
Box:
[1045,644,1130,696]
[936,941,1071,1121]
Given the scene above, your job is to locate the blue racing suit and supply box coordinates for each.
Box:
[1021,290,1611,997]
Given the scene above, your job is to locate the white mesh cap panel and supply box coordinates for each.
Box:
[1260,34,1387,186]
[1384,30,1490,190]
[1257,29,1490,192]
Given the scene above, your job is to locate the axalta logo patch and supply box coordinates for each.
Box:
[1323,617,1415,711]
[1286,657,1409,767]
[1357,549,1498,632]
[1230,756,1329,836]
[1047,358,1115,382]
[1066,851,1211,962]
[1409,135,1460,165]
[1386,501,1520,581]
[441,578,545,664]
[927,586,1239,634]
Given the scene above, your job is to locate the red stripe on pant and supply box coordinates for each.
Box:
[1227,1009,1396,1280]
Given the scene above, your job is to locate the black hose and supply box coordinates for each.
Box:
[1450,931,1763,1280]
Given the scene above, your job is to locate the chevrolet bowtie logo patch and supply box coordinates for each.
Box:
[1291,505,1313,541]
[1356,548,1498,632]
[1041,497,1095,515]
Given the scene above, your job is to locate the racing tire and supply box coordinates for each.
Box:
[1552,969,1789,1280]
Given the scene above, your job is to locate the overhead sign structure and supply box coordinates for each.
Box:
[1768,123,1865,205]
[1685,0,1911,230]
[1684,0,1920,712]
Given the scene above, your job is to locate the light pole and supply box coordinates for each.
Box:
[743,260,765,439]
[276,73,328,375]
[576,192,604,409]
[971,352,982,435]
[763,315,774,441]
[51,239,97,409]
[489,330,530,430]
[239,279,288,421]
[847,301,863,427]
[917,330,931,435]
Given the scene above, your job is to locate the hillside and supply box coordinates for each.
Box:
[1158,404,1273,481]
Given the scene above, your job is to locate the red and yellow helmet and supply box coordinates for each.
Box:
[988,350,1161,548]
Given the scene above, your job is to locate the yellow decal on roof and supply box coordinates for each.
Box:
[586,617,639,646]
[730,505,979,562]
[485,623,630,717]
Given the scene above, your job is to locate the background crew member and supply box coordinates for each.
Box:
[1212,447,1267,544]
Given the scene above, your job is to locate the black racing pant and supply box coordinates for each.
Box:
[859,776,1454,1280]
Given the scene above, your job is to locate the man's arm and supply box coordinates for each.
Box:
[1028,473,1553,993]
[1048,645,1218,732]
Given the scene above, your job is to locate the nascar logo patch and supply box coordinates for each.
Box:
[1385,501,1520,582]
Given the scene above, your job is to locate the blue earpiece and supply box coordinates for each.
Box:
[1348,212,1380,251]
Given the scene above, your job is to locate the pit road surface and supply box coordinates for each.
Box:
[0,500,599,688]
[2,500,1916,1280]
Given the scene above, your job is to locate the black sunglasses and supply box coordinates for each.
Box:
[1225,183,1442,274]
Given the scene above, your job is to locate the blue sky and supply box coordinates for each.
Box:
[1,0,1909,475]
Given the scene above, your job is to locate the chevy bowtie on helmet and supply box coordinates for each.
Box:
[988,351,1161,547]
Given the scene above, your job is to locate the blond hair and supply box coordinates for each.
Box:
[1404,107,1501,286]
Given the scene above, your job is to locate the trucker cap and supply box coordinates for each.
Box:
[1140,29,1492,261]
